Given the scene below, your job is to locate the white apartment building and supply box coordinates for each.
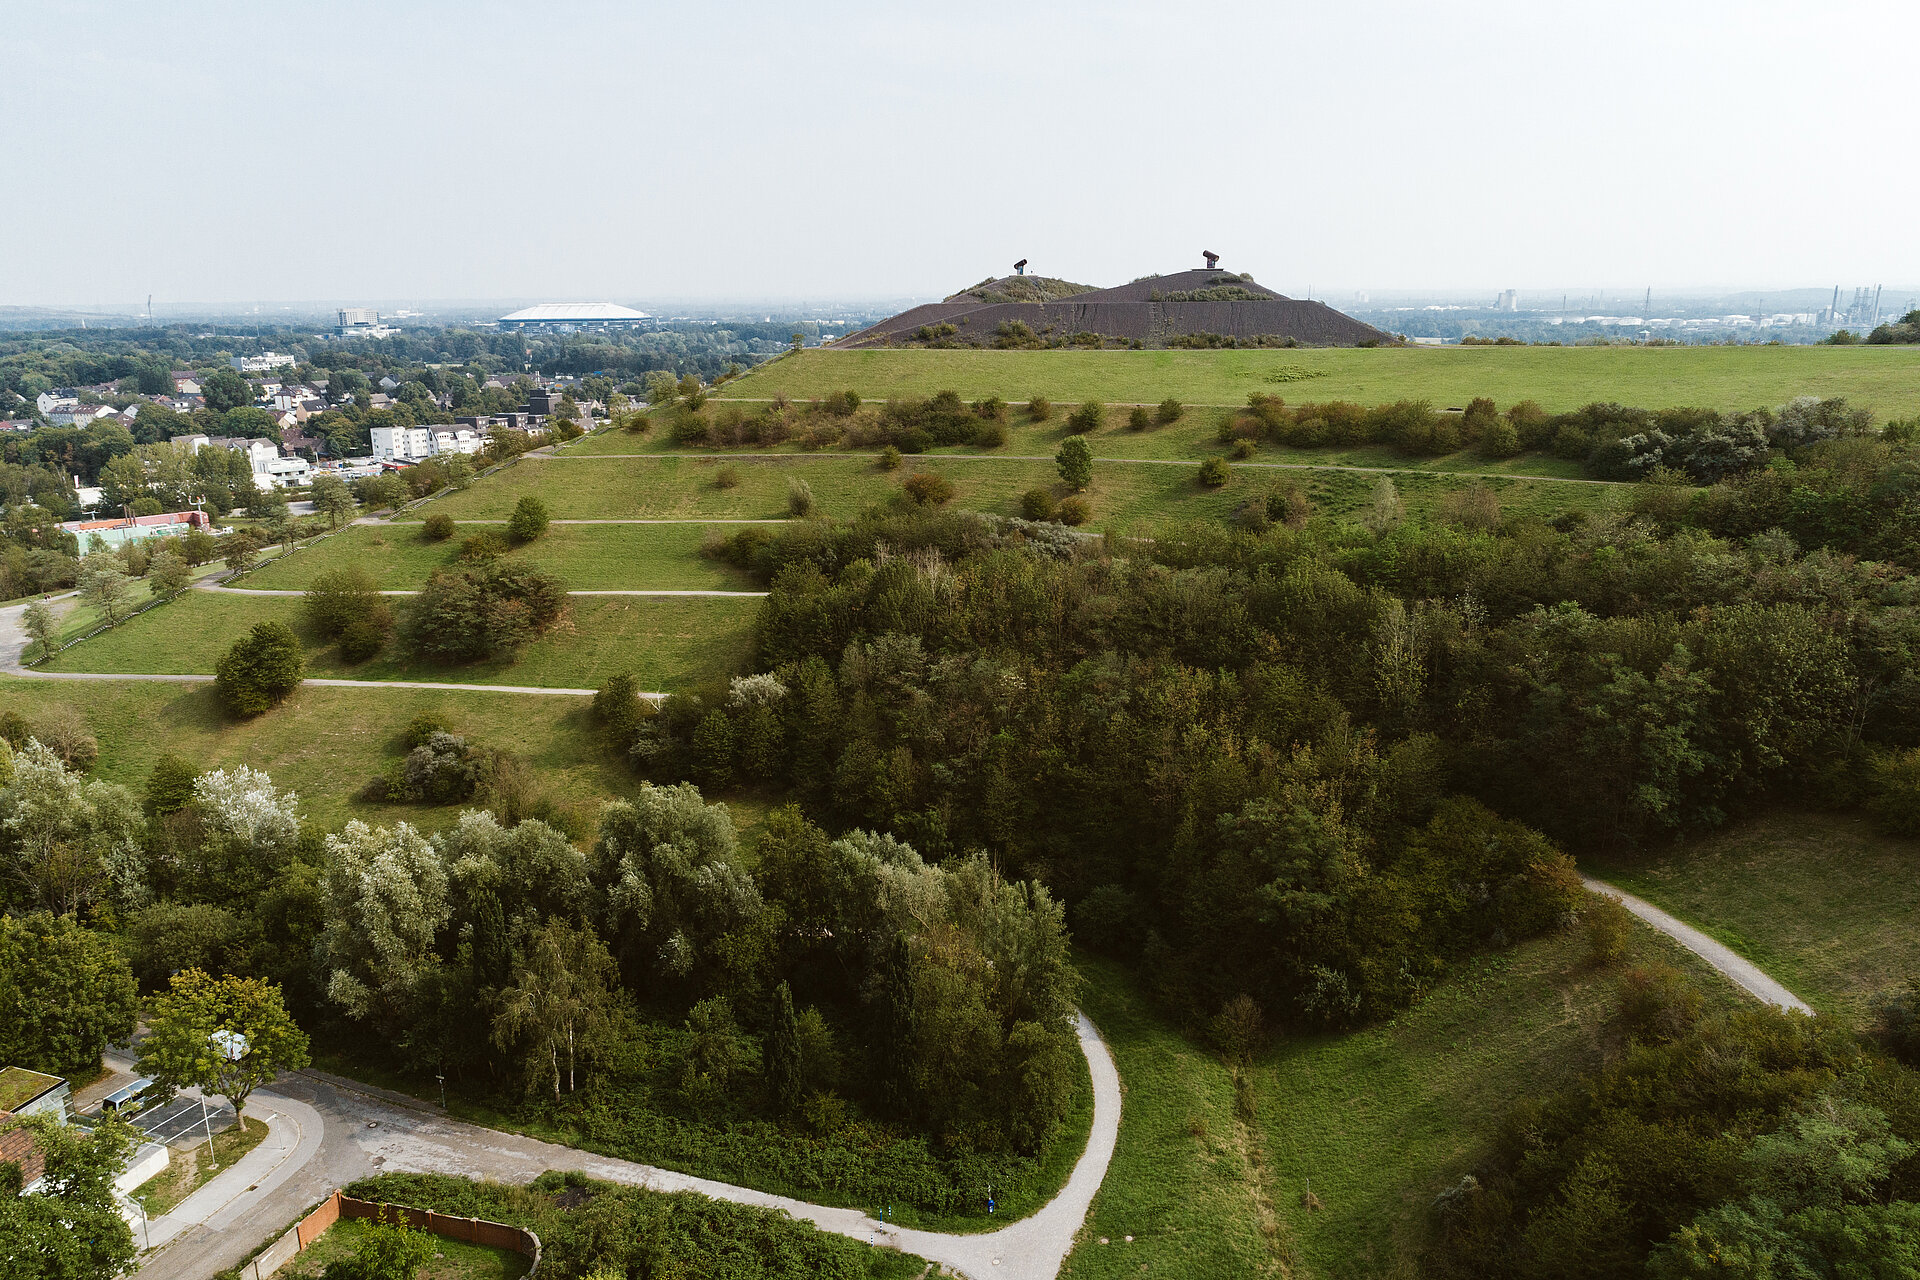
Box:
[370,426,435,461]
[231,352,297,373]
[431,429,483,455]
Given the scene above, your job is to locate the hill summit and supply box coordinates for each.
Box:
[844,262,1385,350]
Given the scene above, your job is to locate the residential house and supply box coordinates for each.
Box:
[49,405,117,427]
[171,372,202,395]
[431,429,482,455]
[378,376,400,391]
[230,352,296,373]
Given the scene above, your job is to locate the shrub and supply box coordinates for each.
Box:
[304,566,387,640]
[1027,396,1052,422]
[460,531,507,561]
[1197,457,1231,487]
[1869,979,1920,1066]
[1067,401,1104,433]
[1020,487,1058,521]
[32,705,98,772]
[1156,398,1184,425]
[506,496,550,543]
[340,616,388,663]
[404,732,480,804]
[1056,495,1092,526]
[593,673,645,744]
[422,512,455,541]
[1584,894,1632,967]
[403,563,566,664]
[902,472,954,505]
[786,477,816,518]
[1437,483,1502,531]
[402,713,450,750]
[1128,406,1151,431]
[1230,438,1256,460]
[974,420,1009,448]
[1616,963,1704,1044]
[877,445,901,471]
[1478,418,1522,457]
[714,466,740,490]
[215,621,305,717]
[1055,435,1093,491]
[1868,748,1920,835]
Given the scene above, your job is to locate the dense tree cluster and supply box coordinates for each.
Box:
[401,562,567,663]
[631,493,1920,1033]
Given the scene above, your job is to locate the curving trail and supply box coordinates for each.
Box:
[1582,875,1813,1014]
[134,1013,1121,1280]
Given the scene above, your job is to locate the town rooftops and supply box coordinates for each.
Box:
[0,1113,47,1188]
[60,511,213,535]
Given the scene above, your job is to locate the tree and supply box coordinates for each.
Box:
[309,474,356,530]
[76,556,133,624]
[20,599,57,662]
[148,549,190,598]
[1055,434,1094,491]
[506,495,550,543]
[766,980,803,1116]
[316,820,450,1038]
[0,744,147,918]
[402,563,565,664]
[878,934,917,1120]
[1196,457,1230,487]
[137,969,310,1121]
[491,917,621,1099]
[0,911,138,1076]
[223,527,265,575]
[200,367,251,413]
[143,752,200,817]
[214,621,304,717]
[0,1113,138,1280]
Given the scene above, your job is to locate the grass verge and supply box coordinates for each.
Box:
[279,1217,530,1280]
[131,1115,268,1217]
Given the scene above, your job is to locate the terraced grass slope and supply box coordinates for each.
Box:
[0,678,629,829]
[41,590,755,692]
[729,345,1920,420]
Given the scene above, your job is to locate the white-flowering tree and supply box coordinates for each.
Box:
[194,766,301,854]
[316,820,450,1037]
[0,741,146,916]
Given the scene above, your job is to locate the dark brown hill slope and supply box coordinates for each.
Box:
[842,268,1384,349]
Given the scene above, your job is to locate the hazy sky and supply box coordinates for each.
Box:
[6,0,1917,306]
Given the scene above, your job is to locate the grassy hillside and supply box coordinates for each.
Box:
[0,678,627,830]
[242,522,759,592]
[1586,811,1920,1020]
[728,346,1920,419]
[41,590,755,692]
[1065,919,1740,1279]
[412,453,1619,531]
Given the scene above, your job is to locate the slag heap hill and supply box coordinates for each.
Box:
[842,268,1386,349]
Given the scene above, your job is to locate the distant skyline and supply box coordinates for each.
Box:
[5,1,1918,306]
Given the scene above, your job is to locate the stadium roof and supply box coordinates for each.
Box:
[498,302,651,325]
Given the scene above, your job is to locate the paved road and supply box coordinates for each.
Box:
[138,1011,1121,1280]
[1582,875,1814,1014]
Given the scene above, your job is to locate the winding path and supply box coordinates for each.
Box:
[1581,875,1813,1014]
[134,1013,1121,1280]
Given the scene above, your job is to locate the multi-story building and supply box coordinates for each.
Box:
[370,425,435,462]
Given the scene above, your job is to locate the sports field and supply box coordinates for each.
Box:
[723,345,1920,420]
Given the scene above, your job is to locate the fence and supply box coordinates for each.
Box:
[241,1189,541,1280]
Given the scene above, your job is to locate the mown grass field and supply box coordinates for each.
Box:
[1065,918,1739,1280]
[241,522,758,592]
[0,677,630,829]
[408,452,1621,531]
[40,589,756,693]
[1586,811,1920,1022]
[725,345,1920,420]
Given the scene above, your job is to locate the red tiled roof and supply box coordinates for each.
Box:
[0,1113,45,1188]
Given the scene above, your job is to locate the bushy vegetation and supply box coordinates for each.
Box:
[214,621,305,716]
[1429,969,1920,1278]
[343,1171,924,1279]
[401,562,566,663]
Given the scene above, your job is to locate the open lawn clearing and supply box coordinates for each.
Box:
[1063,919,1736,1280]
[0,677,630,829]
[1585,810,1920,1021]
[133,1116,268,1217]
[40,590,754,694]
[277,1218,530,1280]
[241,523,757,592]
[405,453,1618,530]
[727,345,1920,421]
